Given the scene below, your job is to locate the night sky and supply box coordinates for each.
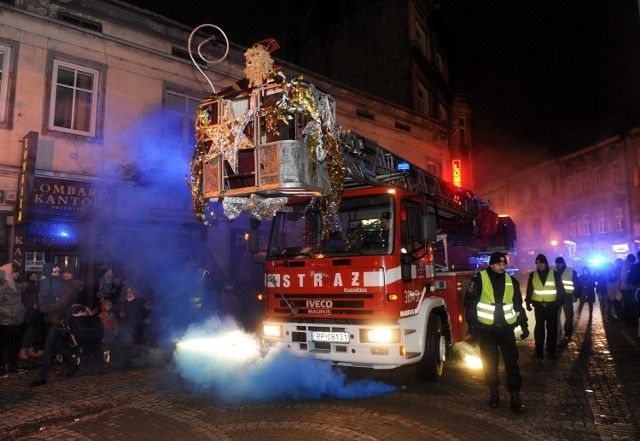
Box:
[127,0,640,187]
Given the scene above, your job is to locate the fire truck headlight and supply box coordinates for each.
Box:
[263,324,283,338]
[360,328,400,344]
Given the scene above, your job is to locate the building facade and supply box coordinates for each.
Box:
[0,0,462,308]
[478,126,640,276]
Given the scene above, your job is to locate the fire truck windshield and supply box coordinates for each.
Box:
[266,195,394,259]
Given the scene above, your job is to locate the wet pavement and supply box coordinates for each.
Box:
[1,302,639,441]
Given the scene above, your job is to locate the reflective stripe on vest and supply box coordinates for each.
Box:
[559,268,575,294]
[476,270,517,325]
[532,270,558,302]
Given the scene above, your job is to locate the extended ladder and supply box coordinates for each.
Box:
[341,130,480,220]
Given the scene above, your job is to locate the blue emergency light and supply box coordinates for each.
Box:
[397,161,410,171]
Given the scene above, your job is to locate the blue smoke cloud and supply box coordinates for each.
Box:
[174,316,398,403]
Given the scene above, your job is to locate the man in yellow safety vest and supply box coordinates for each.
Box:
[465,252,528,412]
[526,254,566,360]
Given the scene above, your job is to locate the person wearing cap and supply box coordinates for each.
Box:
[554,256,582,339]
[525,254,566,360]
[30,266,83,387]
[464,251,528,412]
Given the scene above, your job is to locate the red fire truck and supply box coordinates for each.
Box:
[190,76,516,380]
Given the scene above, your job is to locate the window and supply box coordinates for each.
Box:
[582,214,591,235]
[612,161,622,185]
[515,187,524,204]
[570,216,578,237]
[596,211,606,234]
[49,60,99,136]
[425,161,440,177]
[614,207,624,231]
[566,175,577,196]
[438,102,448,121]
[435,50,444,75]
[415,23,429,59]
[594,166,603,187]
[550,175,557,195]
[164,89,201,149]
[529,182,540,201]
[416,83,429,116]
[458,117,467,146]
[0,43,10,122]
[580,171,589,193]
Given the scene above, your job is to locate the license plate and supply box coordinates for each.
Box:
[311,331,350,343]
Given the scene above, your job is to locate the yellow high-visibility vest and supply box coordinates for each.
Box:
[558,268,575,294]
[476,270,517,325]
[532,270,558,302]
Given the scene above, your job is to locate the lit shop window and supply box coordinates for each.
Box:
[49,60,99,136]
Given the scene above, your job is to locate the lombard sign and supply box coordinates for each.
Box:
[31,177,108,217]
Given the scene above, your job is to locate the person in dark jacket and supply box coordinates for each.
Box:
[0,269,26,375]
[554,257,582,339]
[119,286,147,346]
[464,252,528,412]
[29,266,83,386]
[38,262,63,306]
[526,254,566,360]
[578,266,597,318]
[19,271,42,360]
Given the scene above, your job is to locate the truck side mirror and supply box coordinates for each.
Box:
[419,214,437,243]
[401,252,412,282]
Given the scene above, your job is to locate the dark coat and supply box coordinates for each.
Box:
[39,263,63,306]
[39,277,83,326]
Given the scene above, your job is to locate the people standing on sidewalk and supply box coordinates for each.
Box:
[119,287,146,346]
[626,251,640,329]
[593,267,609,321]
[29,266,83,387]
[555,257,581,339]
[619,253,637,328]
[0,268,26,376]
[464,252,528,412]
[578,266,596,318]
[19,271,42,361]
[526,254,566,360]
[607,259,624,321]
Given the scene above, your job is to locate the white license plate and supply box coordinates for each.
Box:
[311,331,350,343]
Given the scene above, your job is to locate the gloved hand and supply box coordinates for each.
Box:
[526,303,532,312]
[520,325,530,340]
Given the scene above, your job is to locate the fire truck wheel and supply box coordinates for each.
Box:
[416,314,445,381]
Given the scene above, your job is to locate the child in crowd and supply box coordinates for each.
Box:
[98,299,119,347]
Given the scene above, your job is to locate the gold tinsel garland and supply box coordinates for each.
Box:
[269,76,345,240]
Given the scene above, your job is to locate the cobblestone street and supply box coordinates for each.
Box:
[1,302,638,441]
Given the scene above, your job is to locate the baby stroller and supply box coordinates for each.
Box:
[56,304,110,366]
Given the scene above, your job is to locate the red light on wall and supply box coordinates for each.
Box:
[452,159,462,187]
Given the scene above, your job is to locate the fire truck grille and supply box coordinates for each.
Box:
[274,293,376,316]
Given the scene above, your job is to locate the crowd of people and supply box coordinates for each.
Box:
[464,250,640,413]
[0,262,153,385]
